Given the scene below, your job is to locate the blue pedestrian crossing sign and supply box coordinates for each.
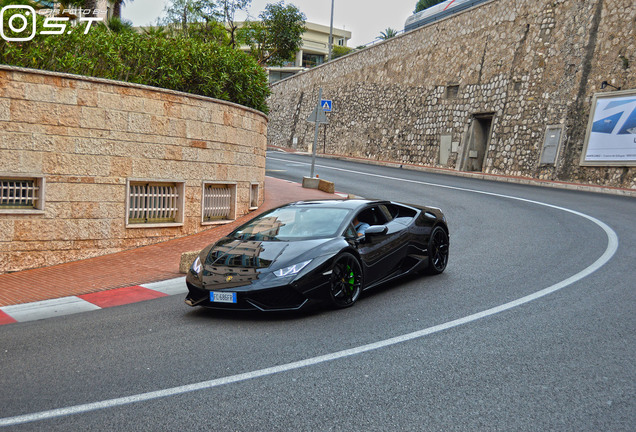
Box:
[321,99,333,112]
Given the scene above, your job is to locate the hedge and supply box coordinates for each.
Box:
[0,15,270,113]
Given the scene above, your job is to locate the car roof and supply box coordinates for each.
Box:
[285,199,388,210]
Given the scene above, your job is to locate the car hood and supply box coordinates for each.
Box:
[203,237,335,271]
[199,237,336,290]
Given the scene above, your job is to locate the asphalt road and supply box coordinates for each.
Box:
[1,152,634,431]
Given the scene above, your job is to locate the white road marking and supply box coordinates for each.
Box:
[141,277,187,296]
[0,162,619,427]
[0,297,100,323]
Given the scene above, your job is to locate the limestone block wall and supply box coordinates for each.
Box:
[0,66,267,273]
[268,0,635,189]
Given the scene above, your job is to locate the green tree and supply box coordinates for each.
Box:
[162,0,222,39]
[379,28,398,40]
[240,1,306,67]
[218,0,252,49]
[415,0,445,13]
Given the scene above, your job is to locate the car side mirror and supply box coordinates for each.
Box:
[364,225,388,237]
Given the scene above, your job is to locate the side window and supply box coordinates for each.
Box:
[344,224,357,238]
[357,206,389,226]
[379,205,395,222]
[385,203,418,225]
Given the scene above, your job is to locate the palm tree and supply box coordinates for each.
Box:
[82,0,98,17]
[110,0,133,19]
[379,27,398,40]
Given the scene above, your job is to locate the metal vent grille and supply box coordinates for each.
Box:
[203,184,233,222]
[0,179,39,209]
[128,182,180,224]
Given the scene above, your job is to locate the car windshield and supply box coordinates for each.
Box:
[231,206,351,241]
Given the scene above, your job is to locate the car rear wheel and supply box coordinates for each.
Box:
[329,253,363,308]
[427,226,449,275]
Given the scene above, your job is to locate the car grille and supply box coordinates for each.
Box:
[246,286,308,311]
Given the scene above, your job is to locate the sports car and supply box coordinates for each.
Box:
[185,199,449,311]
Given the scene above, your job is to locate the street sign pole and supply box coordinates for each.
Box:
[310,87,322,178]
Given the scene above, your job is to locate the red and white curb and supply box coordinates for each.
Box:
[0,278,187,325]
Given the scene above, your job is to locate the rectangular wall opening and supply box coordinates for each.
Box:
[202,182,236,225]
[0,175,45,214]
[463,113,494,172]
[126,180,185,227]
[250,183,260,210]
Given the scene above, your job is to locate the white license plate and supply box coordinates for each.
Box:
[211,291,237,304]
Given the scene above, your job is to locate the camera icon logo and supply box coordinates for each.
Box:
[1,5,37,42]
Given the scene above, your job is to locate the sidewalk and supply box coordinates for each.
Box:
[0,177,339,309]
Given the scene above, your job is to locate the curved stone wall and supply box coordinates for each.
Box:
[268,0,635,190]
[0,66,267,273]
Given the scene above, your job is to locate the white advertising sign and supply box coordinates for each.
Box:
[582,90,636,166]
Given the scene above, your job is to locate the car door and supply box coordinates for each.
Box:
[355,205,410,285]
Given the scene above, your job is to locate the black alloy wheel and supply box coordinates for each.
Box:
[329,252,363,308]
[427,226,449,275]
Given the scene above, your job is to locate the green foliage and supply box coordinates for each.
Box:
[1,0,34,6]
[332,45,353,59]
[185,21,229,44]
[162,0,220,33]
[106,17,134,33]
[218,0,252,48]
[415,0,445,13]
[0,10,270,112]
[379,28,398,40]
[161,0,251,48]
[240,1,306,67]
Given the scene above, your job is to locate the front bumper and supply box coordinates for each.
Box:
[185,277,312,311]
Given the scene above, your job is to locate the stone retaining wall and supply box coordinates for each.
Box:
[0,66,267,273]
[268,0,635,190]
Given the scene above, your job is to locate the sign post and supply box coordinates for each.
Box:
[306,88,328,178]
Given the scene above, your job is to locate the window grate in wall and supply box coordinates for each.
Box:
[203,184,234,222]
[128,182,180,224]
[0,179,39,209]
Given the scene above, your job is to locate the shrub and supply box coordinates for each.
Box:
[0,12,270,112]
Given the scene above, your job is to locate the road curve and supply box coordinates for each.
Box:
[0,153,633,431]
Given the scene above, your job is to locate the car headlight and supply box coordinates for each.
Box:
[190,256,202,276]
[274,260,311,277]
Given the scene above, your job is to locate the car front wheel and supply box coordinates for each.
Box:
[427,226,449,275]
[329,252,363,308]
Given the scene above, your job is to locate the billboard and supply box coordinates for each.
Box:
[581,89,636,166]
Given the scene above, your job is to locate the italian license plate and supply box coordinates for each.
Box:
[211,291,237,304]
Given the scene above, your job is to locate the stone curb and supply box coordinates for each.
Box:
[0,278,187,325]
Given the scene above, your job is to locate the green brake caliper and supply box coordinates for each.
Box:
[346,265,355,292]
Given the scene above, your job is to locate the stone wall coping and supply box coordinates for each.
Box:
[0,64,268,120]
